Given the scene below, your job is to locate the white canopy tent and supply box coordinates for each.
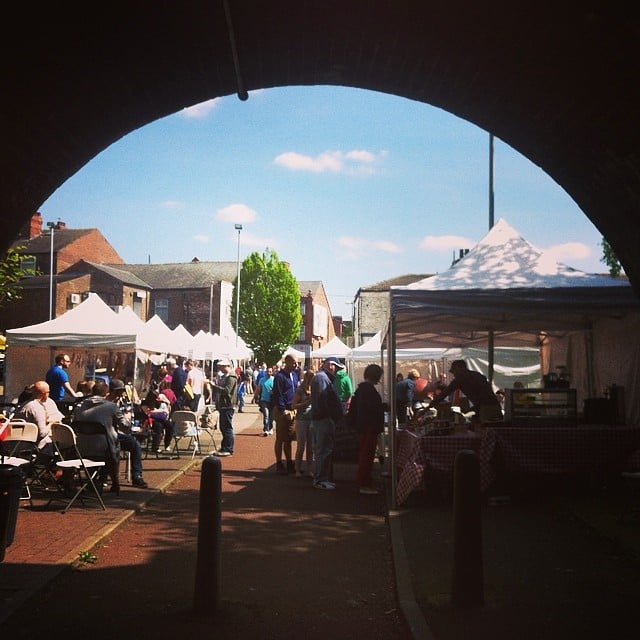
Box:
[282,345,306,361]
[136,314,178,356]
[346,330,540,394]
[311,336,351,359]
[6,293,138,348]
[171,324,195,357]
[4,294,142,400]
[383,219,640,508]
[386,218,640,423]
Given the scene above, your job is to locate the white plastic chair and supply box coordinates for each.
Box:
[198,405,219,453]
[0,420,39,506]
[171,410,201,458]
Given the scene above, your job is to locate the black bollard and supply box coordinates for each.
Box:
[0,464,22,563]
[451,449,484,607]
[193,455,222,614]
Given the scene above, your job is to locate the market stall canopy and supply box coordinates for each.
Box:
[348,330,456,361]
[117,305,145,329]
[6,293,139,348]
[389,218,640,349]
[136,314,177,355]
[171,324,194,357]
[191,331,235,361]
[282,345,306,361]
[311,336,351,359]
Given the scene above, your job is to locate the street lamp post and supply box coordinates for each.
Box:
[234,224,242,347]
[47,221,56,320]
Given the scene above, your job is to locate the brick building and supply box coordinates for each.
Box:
[5,214,339,359]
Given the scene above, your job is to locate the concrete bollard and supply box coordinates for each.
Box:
[451,449,484,607]
[193,455,222,614]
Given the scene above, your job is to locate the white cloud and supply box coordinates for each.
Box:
[543,241,591,263]
[181,99,221,119]
[337,235,401,260]
[215,203,258,224]
[159,200,185,209]
[240,231,278,249]
[419,234,475,252]
[372,239,402,253]
[193,234,209,244]
[274,149,387,174]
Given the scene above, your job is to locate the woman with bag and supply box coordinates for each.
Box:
[348,363,385,495]
[292,368,315,477]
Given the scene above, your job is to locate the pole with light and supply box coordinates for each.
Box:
[47,221,56,320]
[234,224,242,347]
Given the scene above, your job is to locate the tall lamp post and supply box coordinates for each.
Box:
[47,221,56,320]
[234,224,243,347]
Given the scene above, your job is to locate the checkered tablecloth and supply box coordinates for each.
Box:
[395,428,496,505]
[493,425,640,475]
[394,425,640,505]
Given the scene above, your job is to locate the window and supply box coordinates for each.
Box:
[155,298,169,323]
[19,255,36,276]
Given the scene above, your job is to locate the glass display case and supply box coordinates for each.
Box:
[504,388,577,426]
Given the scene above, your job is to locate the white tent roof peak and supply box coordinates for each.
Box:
[6,292,138,347]
[401,218,624,291]
[311,335,351,358]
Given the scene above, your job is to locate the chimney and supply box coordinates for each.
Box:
[27,212,43,238]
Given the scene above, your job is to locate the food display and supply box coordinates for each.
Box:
[407,402,456,435]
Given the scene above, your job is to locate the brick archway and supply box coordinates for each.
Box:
[3,3,639,293]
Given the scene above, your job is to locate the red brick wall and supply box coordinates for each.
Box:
[56,230,123,273]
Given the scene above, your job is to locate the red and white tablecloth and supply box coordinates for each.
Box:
[493,425,640,475]
[394,425,640,506]
[395,428,496,505]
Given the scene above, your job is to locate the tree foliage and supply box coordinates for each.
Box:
[600,237,623,277]
[0,246,36,310]
[232,249,301,365]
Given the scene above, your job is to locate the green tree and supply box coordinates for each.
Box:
[600,237,623,277]
[0,245,36,310]
[233,249,301,364]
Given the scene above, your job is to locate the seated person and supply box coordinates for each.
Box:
[76,380,95,397]
[73,378,148,491]
[141,394,174,454]
[13,380,65,457]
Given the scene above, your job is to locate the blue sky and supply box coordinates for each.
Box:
[39,86,606,320]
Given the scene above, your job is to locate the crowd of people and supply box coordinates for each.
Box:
[7,348,505,498]
[7,353,246,496]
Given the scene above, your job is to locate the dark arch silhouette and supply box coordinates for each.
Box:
[3,3,639,293]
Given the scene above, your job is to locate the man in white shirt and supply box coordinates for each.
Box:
[185,359,206,412]
[14,380,64,454]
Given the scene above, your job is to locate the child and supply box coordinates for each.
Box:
[237,375,247,413]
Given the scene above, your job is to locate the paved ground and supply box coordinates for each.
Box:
[0,404,415,639]
[2,403,640,639]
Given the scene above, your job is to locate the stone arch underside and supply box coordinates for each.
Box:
[2,2,639,293]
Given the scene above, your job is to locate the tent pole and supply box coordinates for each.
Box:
[487,133,496,382]
[388,315,398,509]
[488,331,495,384]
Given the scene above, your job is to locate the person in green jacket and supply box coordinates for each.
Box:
[335,365,354,414]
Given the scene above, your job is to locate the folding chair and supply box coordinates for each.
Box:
[0,420,39,506]
[170,410,200,458]
[73,420,119,489]
[198,405,219,453]
[47,422,106,513]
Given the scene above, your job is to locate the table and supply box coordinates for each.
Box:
[395,425,640,506]
[493,425,640,476]
[395,428,496,505]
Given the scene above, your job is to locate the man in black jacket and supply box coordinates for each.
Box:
[73,378,148,492]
